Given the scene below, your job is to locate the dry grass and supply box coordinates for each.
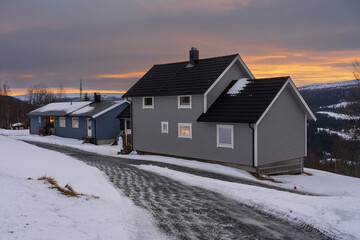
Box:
[249,172,282,183]
[29,176,99,199]
[303,171,313,176]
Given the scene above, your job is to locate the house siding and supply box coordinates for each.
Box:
[206,61,250,111]
[132,95,252,165]
[94,104,127,140]
[29,116,43,134]
[257,85,306,166]
[54,116,88,139]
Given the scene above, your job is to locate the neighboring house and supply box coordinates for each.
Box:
[124,47,316,174]
[27,94,129,145]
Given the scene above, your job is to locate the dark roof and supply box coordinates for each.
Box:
[198,77,289,123]
[117,104,130,118]
[124,54,239,97]
[69,100,127,117]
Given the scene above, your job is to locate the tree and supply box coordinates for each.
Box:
[27,83,56,106]
[83,93,90,101]
[0,67,11,96]
[56,84,66,101]
[353,59,360,80]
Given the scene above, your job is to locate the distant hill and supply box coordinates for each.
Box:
[298,79,360,108]
[14,92,124,102]
[0,95,35,129]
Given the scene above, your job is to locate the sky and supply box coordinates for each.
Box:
[0,0,359,96]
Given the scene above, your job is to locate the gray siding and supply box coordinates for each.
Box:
[132,95,252,165]
[206,61,250,110]
[257,85,306,166]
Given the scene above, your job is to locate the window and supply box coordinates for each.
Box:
[72,117,79,128]
[143,97,154,109]
[178,96,191,109]
[178,123,192,139]
[161,121,169,134]
[59,117,66,127]
[38,116,41,124]
[217,125,234,148]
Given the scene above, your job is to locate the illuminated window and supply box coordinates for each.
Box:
[143,97,154,109]
[72,117,79,128]
[178,96,191,109]
[59,117,66,127]
[178,123,192,139]
[161,121,168,134]
[217,125,234,148]
[50,116,55,123]
[38,116,41,124]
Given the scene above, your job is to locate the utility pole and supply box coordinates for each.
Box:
[80,79,83,101]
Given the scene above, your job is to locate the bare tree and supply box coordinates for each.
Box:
[56,84,66,101]
[0,67,11,96]
[353,59,360,80]
[27,83,56,106]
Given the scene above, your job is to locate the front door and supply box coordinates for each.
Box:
[87,118,92,137]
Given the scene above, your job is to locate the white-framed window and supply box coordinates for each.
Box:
[72,117,79,128]
[143,97,154,109]
[161,121,169,134]
[38,116,41,124]
[217,125,234,148]
[178,95,191,109]
[178,123,192,139]
[59,117,66,127]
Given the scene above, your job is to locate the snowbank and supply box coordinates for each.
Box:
[0,135,165,240]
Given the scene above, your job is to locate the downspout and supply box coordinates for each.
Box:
[248,123,255,168]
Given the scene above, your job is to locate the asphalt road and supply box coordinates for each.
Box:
[25,141,332,240]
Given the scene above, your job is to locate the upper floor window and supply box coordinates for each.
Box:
[217,125,234,148]
[178,123,192,139]
[143,97,154,109]
[72,117,79,128]
[59,117,66,127]
[178,96,191,109]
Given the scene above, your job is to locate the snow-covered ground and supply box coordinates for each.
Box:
[318,128,356,141]
[0,134,166,240]
[320,101,356,109]
[2,129,360,239]
[316,111,360,120]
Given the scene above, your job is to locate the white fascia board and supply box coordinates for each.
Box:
[92,100,127,119]
[203,55,254,113]
[288,80,317,121]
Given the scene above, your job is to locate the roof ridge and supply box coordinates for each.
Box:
[153,53,239,66]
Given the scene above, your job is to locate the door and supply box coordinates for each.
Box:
[87,118,92,137]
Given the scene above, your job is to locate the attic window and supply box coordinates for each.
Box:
[143,97,154,109]
[178,96,191,109]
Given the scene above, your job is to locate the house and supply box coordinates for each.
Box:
[27,94,129,145]
[124,47,316,174]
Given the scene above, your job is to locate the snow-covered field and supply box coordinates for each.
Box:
[0,133,165,240]
[1,129,360,239]
[316,111,360,120]
[318,128,356,141]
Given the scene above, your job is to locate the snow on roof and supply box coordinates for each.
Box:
[70,105,95,115]
[28,102,91,116]
[226,78,250,95]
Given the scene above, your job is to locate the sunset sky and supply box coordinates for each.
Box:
[1,0,359,96]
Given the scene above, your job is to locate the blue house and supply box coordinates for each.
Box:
[28,95,129,145]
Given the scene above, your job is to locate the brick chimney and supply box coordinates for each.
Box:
[94,93,101,103]
[188,47,199,67]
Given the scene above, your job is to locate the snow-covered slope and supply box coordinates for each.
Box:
[14,92,124,101]
[299,79,360,91]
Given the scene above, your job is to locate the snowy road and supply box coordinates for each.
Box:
[26,141,331,240]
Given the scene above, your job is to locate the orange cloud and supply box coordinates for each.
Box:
[94,72,146,79]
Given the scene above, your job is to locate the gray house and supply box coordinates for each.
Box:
[124,48,316,174]
[28,95,129,145]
